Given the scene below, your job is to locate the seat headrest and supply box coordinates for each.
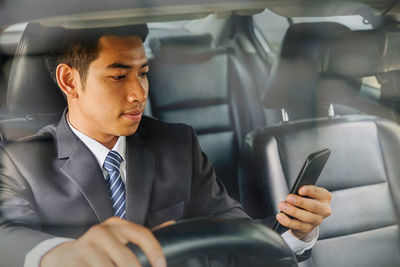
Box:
[7,22,67,115]
[322,28,400,78]
[149,34,213,56]
[263,22,349,111]
[263,22,400,111]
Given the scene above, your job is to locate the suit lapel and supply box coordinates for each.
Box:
[125,134,155,225]
[56,111,114,223]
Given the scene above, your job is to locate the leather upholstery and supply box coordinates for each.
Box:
[261,22,400,123]
[148,34,261,200]
[239,115,400,266]
[0,23,67,141]
[240,22,400,267]
[0,113,62,141]
[323,28,400,77]
[263,22,350,115]
[7,23,67,115]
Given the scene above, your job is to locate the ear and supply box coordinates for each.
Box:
[55,63,81,98]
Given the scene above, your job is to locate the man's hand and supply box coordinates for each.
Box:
[40,217,166,267]
[276,185,332,239]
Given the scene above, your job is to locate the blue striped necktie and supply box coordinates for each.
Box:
[104,150,126,219]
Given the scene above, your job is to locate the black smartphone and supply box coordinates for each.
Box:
[273,148,331,234]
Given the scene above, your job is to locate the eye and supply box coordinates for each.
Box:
[112,75,126,80]
[139,71,148,78]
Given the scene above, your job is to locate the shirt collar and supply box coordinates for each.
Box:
[66,119,126,169]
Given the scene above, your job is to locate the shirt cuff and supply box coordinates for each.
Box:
[24,237,75,267]
[281,227,319,255]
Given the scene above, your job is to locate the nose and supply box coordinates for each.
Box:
[127,78,148,104]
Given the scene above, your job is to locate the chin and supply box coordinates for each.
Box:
[118,124,140,136]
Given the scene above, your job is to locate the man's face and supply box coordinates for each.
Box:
[69,35,149,143]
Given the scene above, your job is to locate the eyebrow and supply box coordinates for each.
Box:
[106,62,149,69]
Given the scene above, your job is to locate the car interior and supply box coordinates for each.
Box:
[0,0,400,266]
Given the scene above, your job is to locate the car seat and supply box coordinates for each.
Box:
[239,22,400,267]
[147,33,265,200]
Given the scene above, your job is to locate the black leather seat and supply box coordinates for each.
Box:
[0,54,9,119]
[0,22,66,141]
[261,22,349,123]
[240,116,400,266]
[239,23,400,267]
[147,34,264,200]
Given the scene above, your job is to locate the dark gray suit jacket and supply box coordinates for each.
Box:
[0,113,251,266]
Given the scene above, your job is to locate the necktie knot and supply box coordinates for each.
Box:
[104,150,123,173]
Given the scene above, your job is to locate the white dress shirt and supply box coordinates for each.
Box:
[24,121,318,267]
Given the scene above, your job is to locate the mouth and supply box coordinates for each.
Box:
[122,109,144,121]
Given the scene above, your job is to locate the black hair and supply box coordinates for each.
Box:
[44,24,149,86]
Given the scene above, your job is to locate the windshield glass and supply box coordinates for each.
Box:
[0,2,399,267]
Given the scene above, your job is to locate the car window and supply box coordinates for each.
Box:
[0,2,400,266]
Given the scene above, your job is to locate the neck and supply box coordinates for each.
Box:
[67,112,118,149]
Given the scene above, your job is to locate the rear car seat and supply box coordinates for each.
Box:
[262,22,398,124]
[239,22,400,267]
[0,23,66,141]
[147,34,264,200]
[261,22,351,123]
[319,27,400,122]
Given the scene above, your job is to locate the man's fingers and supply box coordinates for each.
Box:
[41,217,164,267]
[79,244,116,267]
[298,185,332,201]
[286,194,332,217]
[278,185,333,239]
[276,213,314,233]
[104,218,166,267]
[123,226,165,267]
[278,202,322,225]
[89,225,141,267]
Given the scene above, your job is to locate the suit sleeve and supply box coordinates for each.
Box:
[0,146,57,267]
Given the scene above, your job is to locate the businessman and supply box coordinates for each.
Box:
[0,23,332,267]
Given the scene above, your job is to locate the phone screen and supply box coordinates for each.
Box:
[273,148,331,234]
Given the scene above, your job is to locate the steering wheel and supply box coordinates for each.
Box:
[129,218,298,267]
